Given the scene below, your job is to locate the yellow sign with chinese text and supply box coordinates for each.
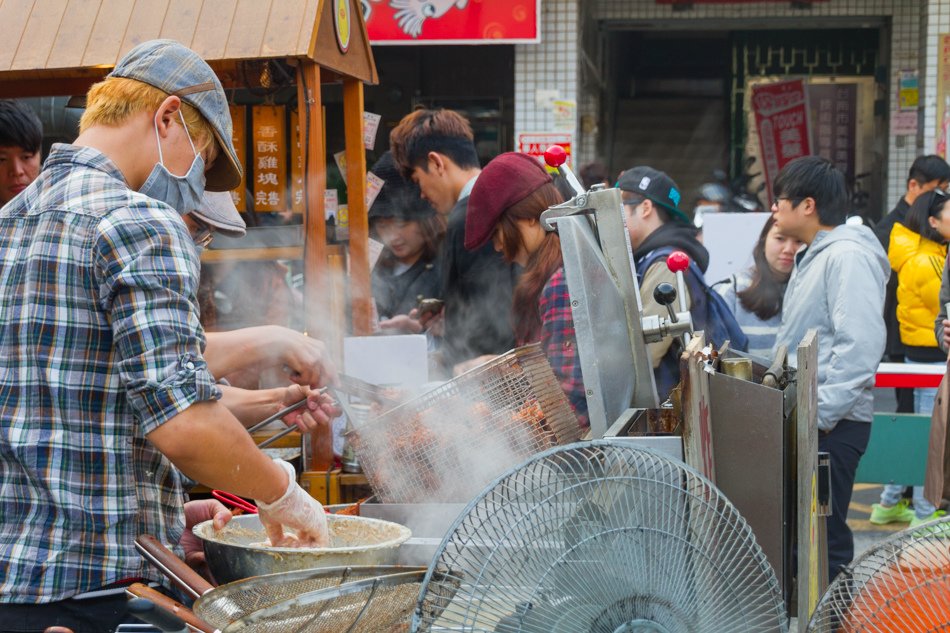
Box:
[251,105,287,212]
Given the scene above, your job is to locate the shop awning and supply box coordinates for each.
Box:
[0,0,377,95]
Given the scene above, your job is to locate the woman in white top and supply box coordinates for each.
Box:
[714,216,803,357]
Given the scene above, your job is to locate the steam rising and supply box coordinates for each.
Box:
[349,345,581,505]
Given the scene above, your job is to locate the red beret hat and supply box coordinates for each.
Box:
[464,152,553,251]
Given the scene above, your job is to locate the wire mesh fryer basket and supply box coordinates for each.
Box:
[213,570,459,633]
[347,344,583,504]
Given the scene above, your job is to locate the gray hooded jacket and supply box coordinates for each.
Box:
[772,224,889,431]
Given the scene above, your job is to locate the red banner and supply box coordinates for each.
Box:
[365,0,539,44]
[751,79,812,201]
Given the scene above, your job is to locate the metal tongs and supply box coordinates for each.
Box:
[338,373,401,407]
[248,386,328,449]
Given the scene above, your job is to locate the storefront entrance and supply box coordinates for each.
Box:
[603,24,884,221]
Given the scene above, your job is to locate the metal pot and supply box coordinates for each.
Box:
[193,513,411,584]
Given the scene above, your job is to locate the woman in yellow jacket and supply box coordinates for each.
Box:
[871,189,950,526]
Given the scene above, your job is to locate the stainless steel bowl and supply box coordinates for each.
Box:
[193,513,411,584]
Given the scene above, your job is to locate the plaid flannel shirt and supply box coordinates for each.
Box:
[535,267,588,427]
[0,144,220,602]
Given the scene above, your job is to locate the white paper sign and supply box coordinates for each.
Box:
[701,212,771,284]
[344,335,429,390]
[332,150,348,182]
[324,189,338,221]
[363,112,382,150]
[366,172,385,210]
[368,238,385,270]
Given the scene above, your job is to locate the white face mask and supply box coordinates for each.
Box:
[139,110,206,215]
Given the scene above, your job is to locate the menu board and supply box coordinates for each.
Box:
[290,110,305,214]
[251,105,287,212]
[228,105,247,211]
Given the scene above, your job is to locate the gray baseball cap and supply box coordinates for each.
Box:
[193,191,246,238]
[109,39,242,192]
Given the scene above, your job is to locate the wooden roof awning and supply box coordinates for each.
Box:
[0,0,377,95]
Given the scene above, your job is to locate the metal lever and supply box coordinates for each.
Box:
[653,283,679,323]
[644,281,692,346]
[543,145,585,197]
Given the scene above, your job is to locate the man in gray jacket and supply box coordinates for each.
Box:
[771,156,889,580]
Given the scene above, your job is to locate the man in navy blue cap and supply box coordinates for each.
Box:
[618,165,710,399]
[0,40,333,631]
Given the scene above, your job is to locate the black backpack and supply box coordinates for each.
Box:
[636,247,750,353]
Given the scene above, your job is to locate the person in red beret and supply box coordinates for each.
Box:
[464,152,588,428]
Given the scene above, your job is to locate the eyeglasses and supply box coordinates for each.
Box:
[773,196,803,209]
[191,216,215,249]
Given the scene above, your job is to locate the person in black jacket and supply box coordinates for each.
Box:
[389,108,518,375]
[874,155,950,413]
[368,152,445,332]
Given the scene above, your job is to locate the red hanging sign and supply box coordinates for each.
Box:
[751,79,812,201]
[365,0,540,44]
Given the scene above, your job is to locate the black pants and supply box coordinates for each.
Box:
[0,593,141,633]
[819,419,872,580]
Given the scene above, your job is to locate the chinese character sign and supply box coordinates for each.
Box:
[290,110,305,215]
[229,105,247,211]
[251,105,287,212]
[751,79,812,200]
[518,133,573,168]
[808,84,856,185]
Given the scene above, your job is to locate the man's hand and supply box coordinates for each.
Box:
[268,327,338,387]
[943,319,950,350]
[255,459,329,547]
[378,314,424,334]
[452,354,498,377]
[180,499,232,572]
[416,307,444,337]
[278,384,340,433]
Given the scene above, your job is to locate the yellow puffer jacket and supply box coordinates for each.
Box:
[890,222,948,348]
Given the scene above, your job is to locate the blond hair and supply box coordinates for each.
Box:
[80,77,214,153]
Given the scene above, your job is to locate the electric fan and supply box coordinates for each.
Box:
[413,439,788,632]
[807,516,950,632]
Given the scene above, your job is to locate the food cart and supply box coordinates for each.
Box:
[0,0,380,476]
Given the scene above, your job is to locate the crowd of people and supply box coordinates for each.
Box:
[0,38,947,632]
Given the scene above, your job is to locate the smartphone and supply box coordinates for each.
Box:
[417,298,445,318]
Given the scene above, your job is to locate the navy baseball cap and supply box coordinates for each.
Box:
[109,39,242,192]
[617,166,689,225]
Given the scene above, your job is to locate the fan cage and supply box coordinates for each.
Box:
[807,516,950,633]
[413,440,788,633]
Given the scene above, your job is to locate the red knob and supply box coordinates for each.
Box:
[543,145,568,168]
[667,251,690,273]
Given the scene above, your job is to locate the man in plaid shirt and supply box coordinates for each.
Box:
[0,41,329,632]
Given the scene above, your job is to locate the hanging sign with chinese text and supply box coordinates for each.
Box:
[251,106,287,213]
[808,84,856,185]
[290,110,305,214]
[229,105,247,211]
[751,79,811,200]
[366,0,539,44]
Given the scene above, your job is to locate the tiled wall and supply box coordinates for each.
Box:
[514,0,940,207]
[923,0,950,156]
[513,0,579,156]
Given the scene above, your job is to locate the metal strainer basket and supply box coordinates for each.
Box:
[194,567,459,632]
[348,344,582,504]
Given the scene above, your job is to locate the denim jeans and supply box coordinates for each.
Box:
[879,358,939,520]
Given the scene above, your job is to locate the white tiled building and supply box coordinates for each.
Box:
[515,0,950,214]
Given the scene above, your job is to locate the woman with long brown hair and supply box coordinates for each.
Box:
[714,215,802,357]
[464,152,587,427]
